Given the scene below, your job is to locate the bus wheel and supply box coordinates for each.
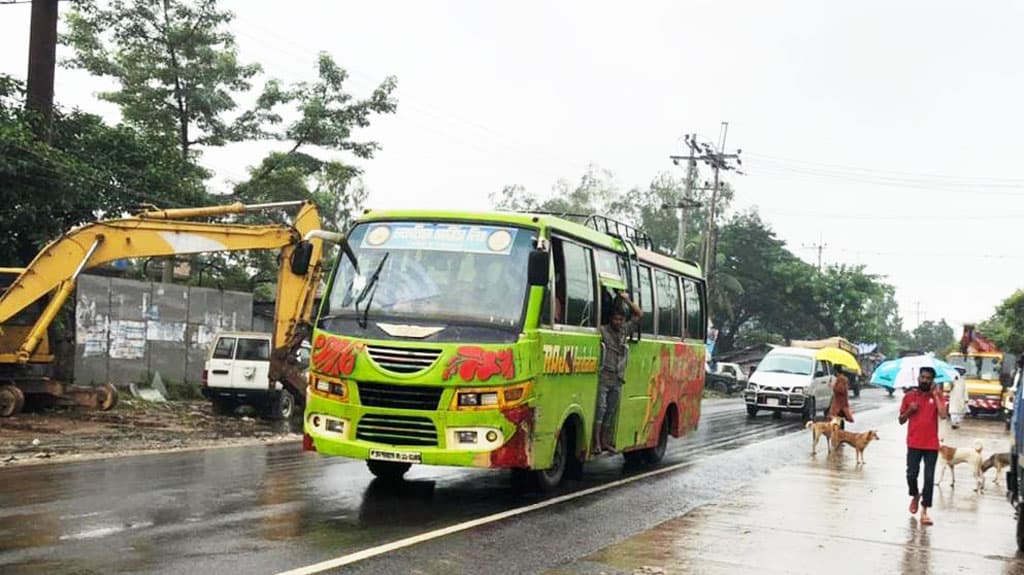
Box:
[535,427,568,491]
[367,460,411,482]
[642,419,669,465]
[746,405,758,418]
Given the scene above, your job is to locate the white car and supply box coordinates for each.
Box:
[744,347,835,419]
[201,331,309,419]
[716,362,748,383]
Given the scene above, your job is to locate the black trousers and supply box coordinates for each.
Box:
[906,448,939,508]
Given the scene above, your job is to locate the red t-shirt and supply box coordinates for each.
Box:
[901,389,945,450]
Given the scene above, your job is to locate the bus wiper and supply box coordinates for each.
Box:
[359,281,379,329]
[354,253,389,328]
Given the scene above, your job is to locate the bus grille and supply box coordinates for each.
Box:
[366,345,442,373]
[358,382,444,410]
[356,414,438,446]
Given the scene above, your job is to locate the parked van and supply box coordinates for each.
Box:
[201,331,308,419]
[744,347,834,419]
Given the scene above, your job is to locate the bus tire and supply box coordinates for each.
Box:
[746,405,758,418]
[563,418,584,481]
[535,426,568,492]
[367,460,411,482]
[642,417,670,465]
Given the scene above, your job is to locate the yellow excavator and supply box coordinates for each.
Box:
[0,200,340,417]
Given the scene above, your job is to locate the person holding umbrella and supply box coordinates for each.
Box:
[829,364,855,428]
[900,366,948,526]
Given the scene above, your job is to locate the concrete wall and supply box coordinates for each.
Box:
[74,275,253,386]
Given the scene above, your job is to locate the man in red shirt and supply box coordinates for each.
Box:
[899,366,948,526]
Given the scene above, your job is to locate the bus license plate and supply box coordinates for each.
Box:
[369,449,422,464]
[766,398,779,407]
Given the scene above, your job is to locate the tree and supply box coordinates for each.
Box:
[223,53,397,298]
[981,291,1024,354]
[0,75,206,266]
[908,319,956,354]
[64,0,261,158]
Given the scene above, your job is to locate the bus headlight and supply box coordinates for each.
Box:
[447,427,504,450]
[458,392,499,407]
[452,382,532,410]
[310,377,347,401]
[307,413,349,438]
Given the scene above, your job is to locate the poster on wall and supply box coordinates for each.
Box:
[109,320,146,360]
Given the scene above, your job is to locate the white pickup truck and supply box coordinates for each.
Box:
[201,331,309,419]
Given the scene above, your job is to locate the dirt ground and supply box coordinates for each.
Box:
[0,398,301,467]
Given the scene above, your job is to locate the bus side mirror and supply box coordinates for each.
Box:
[528,250,549,287]
[290,241,314,275]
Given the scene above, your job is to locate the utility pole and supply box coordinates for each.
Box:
[26,0,59,138]
[670,123,742,274]
[666,133,702,259]
[803,234,828,271]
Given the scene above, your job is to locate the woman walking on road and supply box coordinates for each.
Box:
[829,365,855,428]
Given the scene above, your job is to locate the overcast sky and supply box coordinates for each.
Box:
[3,0,1023,337]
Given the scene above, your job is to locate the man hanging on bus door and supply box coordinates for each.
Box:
[594,290,643,454]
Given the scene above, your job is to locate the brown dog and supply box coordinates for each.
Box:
[830,425,880,464]
[806,417,842,455]
[982,452,1011,486]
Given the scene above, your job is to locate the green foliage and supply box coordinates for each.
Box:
[64,0,261,155]
[981,291,1024,354]
[905,319,956,354]
[0,75,207,266]
[492,169,904,354]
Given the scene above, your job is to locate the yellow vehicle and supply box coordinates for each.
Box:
[0,200,330,417]
[946,351,1011,415]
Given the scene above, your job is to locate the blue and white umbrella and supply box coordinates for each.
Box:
[870,355,959,390]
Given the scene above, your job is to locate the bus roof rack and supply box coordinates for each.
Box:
[528,211,655,251]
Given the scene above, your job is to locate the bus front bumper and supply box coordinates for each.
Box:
[303,392,538,469]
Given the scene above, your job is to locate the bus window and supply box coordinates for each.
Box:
[683,278,705,339]
[562,242,595,327]
[654,270,682,338]
[637,265,655,335]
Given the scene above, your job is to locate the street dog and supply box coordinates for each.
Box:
[829,425,880,464]
[806,417,841,455]
[937,440,984,491]
[981,452,1011,487]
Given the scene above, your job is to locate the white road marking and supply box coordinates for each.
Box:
[275,424,798,575]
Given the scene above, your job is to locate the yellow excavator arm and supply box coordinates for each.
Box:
[0,200,338,399]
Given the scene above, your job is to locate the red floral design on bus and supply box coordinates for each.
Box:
[489,405,534,468]
[442,346,516,382]
[640,343,705,446]
[311,334,365,377]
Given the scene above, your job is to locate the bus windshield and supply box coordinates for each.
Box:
[325,221,535,329]
[757,354,814,376]
[948,354,1002,381]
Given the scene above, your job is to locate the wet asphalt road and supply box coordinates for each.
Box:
[0,390,891,575]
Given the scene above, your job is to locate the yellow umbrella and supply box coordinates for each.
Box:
[816,347,862,374]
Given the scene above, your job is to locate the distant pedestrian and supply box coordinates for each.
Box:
[829,365,855,426]
[899,366,948,526]
[948,369,969,430]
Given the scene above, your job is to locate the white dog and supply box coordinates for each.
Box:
[937,440,984,492]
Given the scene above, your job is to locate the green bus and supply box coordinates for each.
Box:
[303,210,707,489]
